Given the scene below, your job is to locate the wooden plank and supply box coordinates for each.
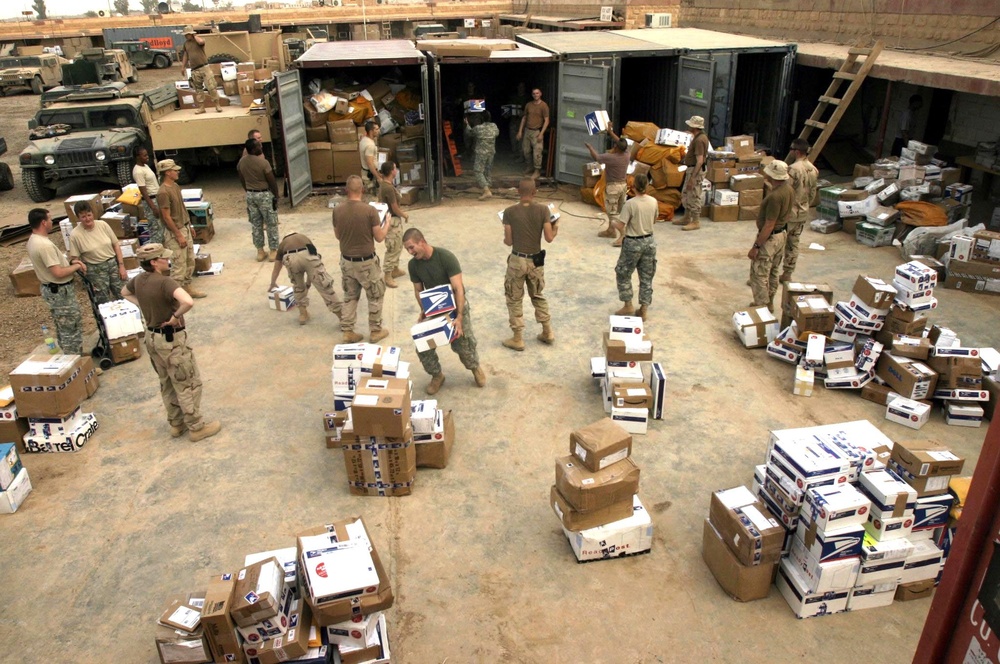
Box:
[833,71,857,80]
[848,47,872,56]
[804,120,827,129]
[818,96,841,105]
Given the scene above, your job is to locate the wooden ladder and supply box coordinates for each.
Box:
[380,21,392,40]
[443,121,462,176]
[797,40,883,163]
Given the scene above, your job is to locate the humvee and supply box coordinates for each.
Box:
[0,54,64,95]
[19,82,147,202]
[0,137,13,191]
[112,41,174,70]
[69,48,138,84]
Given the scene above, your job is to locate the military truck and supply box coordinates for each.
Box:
[0,137,13,191]
[68,48,138,84]
[111,41,174,70]
[0,53,65,95]
[19,81,271,202]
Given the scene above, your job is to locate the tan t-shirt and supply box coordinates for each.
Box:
[237,153,273,191]
[69,220,118,264]
[359,136,377,175]
[789,158,819,219]
[133,163,159,197]
[127,271,183,328]
[503,202,549,255]
[683,132,710,168]
[182,40,208,69]
[758,182,795,233]
[378,181,401,217]
[621,195,658,236]
[157,180,188,229]
[524,100,549,131]
[332,200,380,257]
[27,232,72,285]
[275,232,312,260]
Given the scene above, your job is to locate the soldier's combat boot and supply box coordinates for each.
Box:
[342,330,364,344]
[478,187,492,200]
[502,329,525,351]
[185,285,207,299]
[268,249,277,261]
[636,305,648,320]
[370,327,389,344]
[256,248,267,262]
[615,301,635,316]
[391,267,406,279]
[779,271,793,283]
[384,271,397,288]
[189,420,221,442]
[298,306,309,326]
[170,424,187,438]
[681,220,701,231]
[472,366,486,387]
[426,373,446,395]
[597,224,617,238]
[537,322,555,344]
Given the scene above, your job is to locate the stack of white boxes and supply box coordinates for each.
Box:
[10,354,99,454]
[98,299,145,363]
[551,418,652,562]
[925,324,989,426]
[409,284,458,353]
[589,315,664,433]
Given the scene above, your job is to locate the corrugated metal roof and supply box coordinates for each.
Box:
[430,42,557,62]
[616,28,793,51]
[517,31,680,56]
[296,40,424,68]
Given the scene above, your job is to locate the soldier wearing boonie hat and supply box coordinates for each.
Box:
[179,25,221,115]
[121,243,221,442]
[747,159,794,312]
[673,115,710,232]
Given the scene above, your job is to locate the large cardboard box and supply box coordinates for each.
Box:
[702,519,775,602]
[550,484,633,531]
[201,573,246,664]
[709,486,784,566]
[308,142,335,184]
[890,440,965,483]
[555,455,640,513]
[328,119,359,145]
[709,204,739,223]
[351,377,411,438]
[340,425,416,497]
[296,518,394,626]
[242,600,312,664]
[8,354,86,419]
[726,135,755,158]
[738,205,760,221]
[333,149,363,182]
[561,494,653,562]
[876,353,938,400]
[733,307,779,348]
[776,561,849,618]
[569,418,632,472]
[398,160,426,186]
[63,194,104,224]
[110,334,142,364]
[9,257,41,297]
[602,331,653,364]
[792,296,836,334]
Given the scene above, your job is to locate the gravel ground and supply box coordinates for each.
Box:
[0,65,270,376]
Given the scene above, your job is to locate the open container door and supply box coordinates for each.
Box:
[675,56,716,144]
[274,69,312,207]
[555,60,613,186]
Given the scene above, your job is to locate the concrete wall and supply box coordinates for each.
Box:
[945,92,1000,147]
[678,0,1000,51]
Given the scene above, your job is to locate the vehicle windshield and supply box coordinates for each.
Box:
[0,57,41,68]
[35,106,137,129]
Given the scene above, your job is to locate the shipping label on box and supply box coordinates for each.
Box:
[712,188,740,206]
[299,534,379,605]
[886,396,931,430]
[570,417,632,472]
[787,536,859,593]
[776,561,850,619]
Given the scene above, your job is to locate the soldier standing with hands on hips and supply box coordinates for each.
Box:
[237,138,280,262]
[121,243,221,442]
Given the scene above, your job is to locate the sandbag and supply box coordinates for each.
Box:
[622,121,659,144]
[649,163,669,190]
[896,201,948,227]
[656,200,676,222]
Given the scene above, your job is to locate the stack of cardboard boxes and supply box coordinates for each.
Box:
[706,135,765,223]
[155,516,392,664]
[589,315,665,433]
[409,284,458,355]
[551,418,652,562]
[944,228,1000,296]
[9,354,99,454]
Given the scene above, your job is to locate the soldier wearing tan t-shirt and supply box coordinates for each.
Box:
[180,25,221,114]
[501,178,558,351]
[748,160,794,310]
[156,159,204,299]
[133,147,163,244]
[332,175,389,344]
[68,202,127,305]
[516,88,550,178]
[26,208,85,355]
[237,139,280,261]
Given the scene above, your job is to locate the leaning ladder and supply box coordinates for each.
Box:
[797,40,884,163]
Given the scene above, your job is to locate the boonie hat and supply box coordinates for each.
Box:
[183,25,197,35]
[137,243,173,261]
[157,159,182,173]
[763,160,791,181]
[685,115,705,129]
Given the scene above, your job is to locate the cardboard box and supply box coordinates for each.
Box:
[946,402,984,427]
[709,204,739,222]
[158,596,203,634]
[555,455,640,513]
[63,194,104,224]
[350,377,411,439]
[21,411,97,453]
[738,205,760,221]
[858,469,916,520]
[155,625,210,664]
[414,409,453,469]
[0,467,31,513]
[550,484,633,531]
[609,315,643,342]
[896,578,935,601]
[268,286,296,312]
[603,331,653,365]
[299,534,379,608]
[109,334,141,364]
[611,385,653,411]
[876,353,937,400]
[328,119,358,145]
[726,135,755,158]
[308,142,335,184]
[569,418,632,472]
[231,557,286,628]
[9,257,41,297]
[340,428,415,496]
[886,396,931,430]
[418,284,456,318]
[562,494,652,562]
[792,296,836,334]
[702,519,775,602]
[793,366,814,397]
[398,161,426,186]
[235,584,293,644]
[787,536,859,593]
[730,174,765,192]
[712,189,740,206]
[971,229,1000,264]
[647,362,665,420]
[410,315,455,353]
[8,354,87,419]
[739,188,763,207]
[201,573,246,664]
[801,484,871,531]
[709,486,784,566]
[398,186,419,205]
[795,518,865,563]
[776,559,849,618]
[242,599,312,664]
[890,440,965,481]
[708,165,735,185]
[333,150,363,181]
[733,307,779,348]
[848,582,899,611]
[610,406,648,435]
[305,126,329,142]
[851,276,897,310]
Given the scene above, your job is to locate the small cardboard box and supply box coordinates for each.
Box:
[851,276,897,310]
[712,189,740,206]
[231,557,286,628]
[555,455,640,513]
[703,519,775,602]
[733,307,779,348]
[792,296,836,334]
[299,532,379,606]
[201,573,246,664]
[563,494,653,562]
[414,409,453,469]
[242,599,312,664]
[876,353,938,400]
[351,377,411,439]
[739,188,763,207]
[0,467,31,513]
[603,331,653,365]
[398,160,426,186]
[9,257,41,297]
[726,135,755,158]
[886,396,931,430]
[418,283,456,318]
[63,194,104,224]
[610,406,648,435]
[550,484,633,531]
[709,204,739,222]
[609,315,644,342]
[802,484,871,531]
[729,174,765,192]
[328,119,358,145]
[896,578,935,601]
[890,440,965,480]
[709,486,784,566]
[398,186,419,205]
[109,334,141,364]
[8,354,87,419]
[268,286,296,311]
[569,418,632,472]
[611,385,653,411]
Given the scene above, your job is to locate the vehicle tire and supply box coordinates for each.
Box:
[127,69,138,84]
[22,168,53,202]
[112,67,121,82]
[30,76,43,94]
[115,160,134,189]
[0,163,13,191]
[207,53,240,65]
[154,54,170,69]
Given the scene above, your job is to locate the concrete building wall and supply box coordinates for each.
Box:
[677,0,1000,52]
[945,92,1000,147]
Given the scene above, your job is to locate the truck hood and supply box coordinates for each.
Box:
[0,68,34,77]
[21,128,144,155]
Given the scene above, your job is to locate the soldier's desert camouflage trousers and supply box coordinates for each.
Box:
[340,256,385,332]
[504,254,549,330]
[41,282,83,355]
[285,251,342,315]
[615,235,657,305]
[750,232,786,307]
[383,216,404,274]
[146,329,204,431]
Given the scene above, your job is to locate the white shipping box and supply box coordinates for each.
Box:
[900,538,943,584]
[609,315,644,342]
[802,484,871,531]
[733,307,779,348]
[410,316,455,353]
[410,400,438,435]
[777,560,850,618]
[244,547,298,591]
[98,299,144,340]
[268,286,296,311]
[787,536,860,593]
[861,532,914,562]
[865,509,915,542]
[0,467,32,514]
[562,494,652,561]
[299,533,379,604]
[712,189,740,206]
[848,582,898,611]
[886,396,931,430]
[647,362,666,420]
[324,611,382,648]
[611,406,648,435]
[856,554,906,586]
[22,412,98,453]
[945,402,984,427]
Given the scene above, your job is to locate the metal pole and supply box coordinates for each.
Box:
[874,80,892,159]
